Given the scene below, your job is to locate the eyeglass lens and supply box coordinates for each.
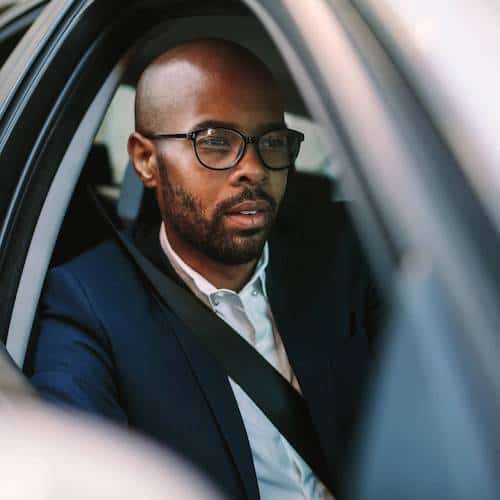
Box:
[194,128,300,170]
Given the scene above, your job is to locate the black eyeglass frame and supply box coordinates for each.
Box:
[142,127,305,171]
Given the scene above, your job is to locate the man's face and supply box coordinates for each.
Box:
[153,64,288,265]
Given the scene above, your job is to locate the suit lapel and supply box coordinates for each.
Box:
[266,216,354,484]
[134,225,260,500]
[170,318,260,500]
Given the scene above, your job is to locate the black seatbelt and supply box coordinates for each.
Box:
[89,188,334,494]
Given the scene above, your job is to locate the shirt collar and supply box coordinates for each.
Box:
[159,222,269,304]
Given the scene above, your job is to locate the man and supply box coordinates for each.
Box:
[31,39,380,499]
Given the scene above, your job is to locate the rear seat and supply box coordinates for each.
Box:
[50,143,116,267]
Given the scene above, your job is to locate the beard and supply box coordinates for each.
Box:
[158,161,278,265]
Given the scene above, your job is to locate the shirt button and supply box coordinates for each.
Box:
[251,289,258,297]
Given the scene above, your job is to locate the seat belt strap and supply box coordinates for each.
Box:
[88,187,334,494]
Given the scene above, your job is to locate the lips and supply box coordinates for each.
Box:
[225,199,272,215]
[224,199,272,230]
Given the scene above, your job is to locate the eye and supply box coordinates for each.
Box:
[261,134,287,150]
[263,138,285,147]
[197,135,232,150]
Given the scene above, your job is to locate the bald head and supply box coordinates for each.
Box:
[135,38,283,134]
[128,38,290,277]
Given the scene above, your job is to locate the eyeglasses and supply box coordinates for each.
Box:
[142,127,304,171]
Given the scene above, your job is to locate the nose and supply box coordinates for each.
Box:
[228,143,268,186]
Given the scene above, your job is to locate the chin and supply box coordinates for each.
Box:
[207,233,266,266]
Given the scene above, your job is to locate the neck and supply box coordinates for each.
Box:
[164,224,258,292]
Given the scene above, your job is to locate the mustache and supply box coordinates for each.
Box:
[215,187,277,216]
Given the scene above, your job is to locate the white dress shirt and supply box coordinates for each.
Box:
[160,224,333,500]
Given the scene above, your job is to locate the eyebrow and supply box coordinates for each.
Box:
[191,120,287,134]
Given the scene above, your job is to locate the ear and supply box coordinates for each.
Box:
[127,132,159,188]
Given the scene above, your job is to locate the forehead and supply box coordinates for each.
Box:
[151,59,284,132]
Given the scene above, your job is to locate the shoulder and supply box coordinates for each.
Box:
[50,234,146,290]
[56,238,129,278]
[42,237,149,321]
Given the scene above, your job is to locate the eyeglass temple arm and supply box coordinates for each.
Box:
[140,132,193,140]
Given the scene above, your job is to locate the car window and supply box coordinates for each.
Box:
[95,84,135,185]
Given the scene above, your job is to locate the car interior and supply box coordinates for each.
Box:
[21,10,370,376]
[0,0,400,490]
[1,7,384,493]
[8,7,381,474]
[0,9,357,497]
[48,14,343,269]
[6,0,387,378]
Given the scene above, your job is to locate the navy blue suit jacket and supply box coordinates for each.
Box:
[31,203,380,499]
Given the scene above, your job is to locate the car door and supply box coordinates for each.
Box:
[0,0,47,402]
[0,0,47,67]
[0,0,498,498]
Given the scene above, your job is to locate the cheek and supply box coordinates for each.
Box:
[160,152,223,213]
[186,174,222,214]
